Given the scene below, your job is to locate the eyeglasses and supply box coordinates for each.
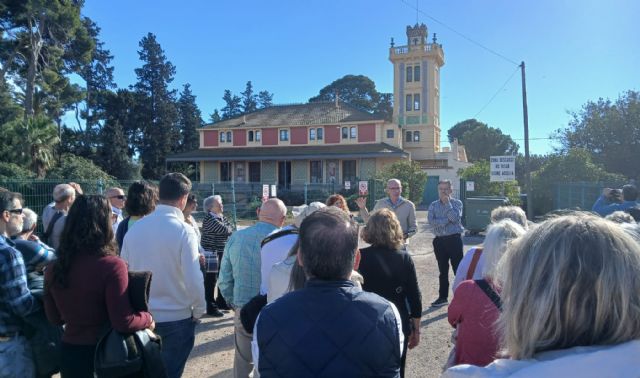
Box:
[109,195,126,200]
[5,208,23,215]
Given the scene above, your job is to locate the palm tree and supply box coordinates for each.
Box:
[5,116,60,178]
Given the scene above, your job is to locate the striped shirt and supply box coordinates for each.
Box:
[0,235,40,334]
[427,198,464,237]
[201,212,233,254]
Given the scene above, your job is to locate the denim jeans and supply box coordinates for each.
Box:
[154,318,196,378]
[0,335,35,378]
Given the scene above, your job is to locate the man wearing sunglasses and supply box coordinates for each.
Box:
[0,191,40,377]
[106,187,126,230]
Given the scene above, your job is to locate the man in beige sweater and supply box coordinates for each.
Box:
[356,179,417,245]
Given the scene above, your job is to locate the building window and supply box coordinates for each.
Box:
[406,131,412,142]
[220,162,232,181]
[406,94,412,111]
[248,130,254,142]
[341,127,348,139]
[220,132,226,143]
[279,129,289,141]
[406,66,413,82]
[310,160,323,183]
[317,127,323,140]
[226,131,232,143]
[342,160,357,184]
[414,94,420,111]
[386,129,394,138]
[350,126,357,139]
[255,130,261,142]
[235,162,245,182]
[309,128,316,141]
[414,65,420,82]
[413,131,420,142]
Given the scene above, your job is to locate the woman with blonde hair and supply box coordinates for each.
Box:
[447,219,526,367]
[445,213,640,377]
[358,208,422,377]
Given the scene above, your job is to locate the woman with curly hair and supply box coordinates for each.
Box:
[326,194,350,214]
[44,195,154,377]
[358,208,422,377]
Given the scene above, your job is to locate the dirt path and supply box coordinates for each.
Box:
[183,211,482,378]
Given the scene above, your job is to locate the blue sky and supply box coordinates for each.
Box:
[80,0,640,155]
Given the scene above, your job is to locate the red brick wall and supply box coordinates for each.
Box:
[291,127,308,145]
[262,128,278,145]
[203,130,218,147]
[325,125,340,144]
[358,123,376,142]
[233,129,247,146]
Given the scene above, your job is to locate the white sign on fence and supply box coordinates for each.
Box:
[466,181,475,191]
[490,156,516,182]
[344,181,351,190]
[270,185,277,198]
[262,185,269,201]
[358,181,368,196]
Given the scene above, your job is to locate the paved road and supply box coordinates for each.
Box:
[183,210,483,378]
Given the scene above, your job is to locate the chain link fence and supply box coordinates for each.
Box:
[0,178,387,231]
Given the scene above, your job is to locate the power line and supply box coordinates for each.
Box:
[472,66,520,118]
[398,0,520,66]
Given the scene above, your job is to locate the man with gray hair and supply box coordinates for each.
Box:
[356,178,417,243]
[201,195,233,316]
[219,198,286,378]
[41,184,77,249]
[252,207,403,377]
[12,208,56,273]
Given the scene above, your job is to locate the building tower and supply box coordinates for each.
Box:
[389,23,445,160]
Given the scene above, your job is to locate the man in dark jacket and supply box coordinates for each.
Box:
[252,207,403,378]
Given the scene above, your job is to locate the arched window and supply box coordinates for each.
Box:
[413,131,420,142]
[309,128,316,141]
[248,130,254,142]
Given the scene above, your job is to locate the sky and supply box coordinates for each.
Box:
[79,0,640,155]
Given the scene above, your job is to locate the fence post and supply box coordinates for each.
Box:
[304,183,308,205]
[231,180,237,231]
[97,178,104,195]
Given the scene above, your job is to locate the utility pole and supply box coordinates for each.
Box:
[520,61,533,219]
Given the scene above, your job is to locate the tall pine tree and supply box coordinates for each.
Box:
[98,90,140,179]
[177,83,202,152]
[133,33,178,179]
[221,90,242,119]
[241,81,257,113]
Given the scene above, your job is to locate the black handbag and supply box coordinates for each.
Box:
[94,328,167,378]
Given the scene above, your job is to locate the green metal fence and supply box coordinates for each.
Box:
[0,178,387,231]
[553,181,627,211]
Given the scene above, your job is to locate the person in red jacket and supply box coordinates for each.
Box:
[44,195,154,377]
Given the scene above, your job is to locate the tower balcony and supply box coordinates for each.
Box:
[389,43,444,66]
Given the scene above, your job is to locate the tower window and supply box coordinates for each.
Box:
[414,66,420,82]
[413,131,420,142]
[414,94,421,111]
[386,129,394,138]
[406,94,412,111]
[406,66,413,82]
[406,131,412,142]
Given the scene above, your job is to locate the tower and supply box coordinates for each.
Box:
[389,23,445,160]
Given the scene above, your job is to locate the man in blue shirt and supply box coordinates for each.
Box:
[219,198,286,378]
[0,191,40,377]
[592,185,638,217]
[427,180,464,307]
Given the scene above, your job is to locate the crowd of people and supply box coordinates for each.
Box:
[1,176,640,378]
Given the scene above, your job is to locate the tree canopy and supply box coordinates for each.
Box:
[557,90,640,180]
[375,160,427,204]
[447,119,518,162]
[309,75,393,121]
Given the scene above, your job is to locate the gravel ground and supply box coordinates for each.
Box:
[182,211,483,378]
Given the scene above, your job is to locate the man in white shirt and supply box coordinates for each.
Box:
[121,172,205,378]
